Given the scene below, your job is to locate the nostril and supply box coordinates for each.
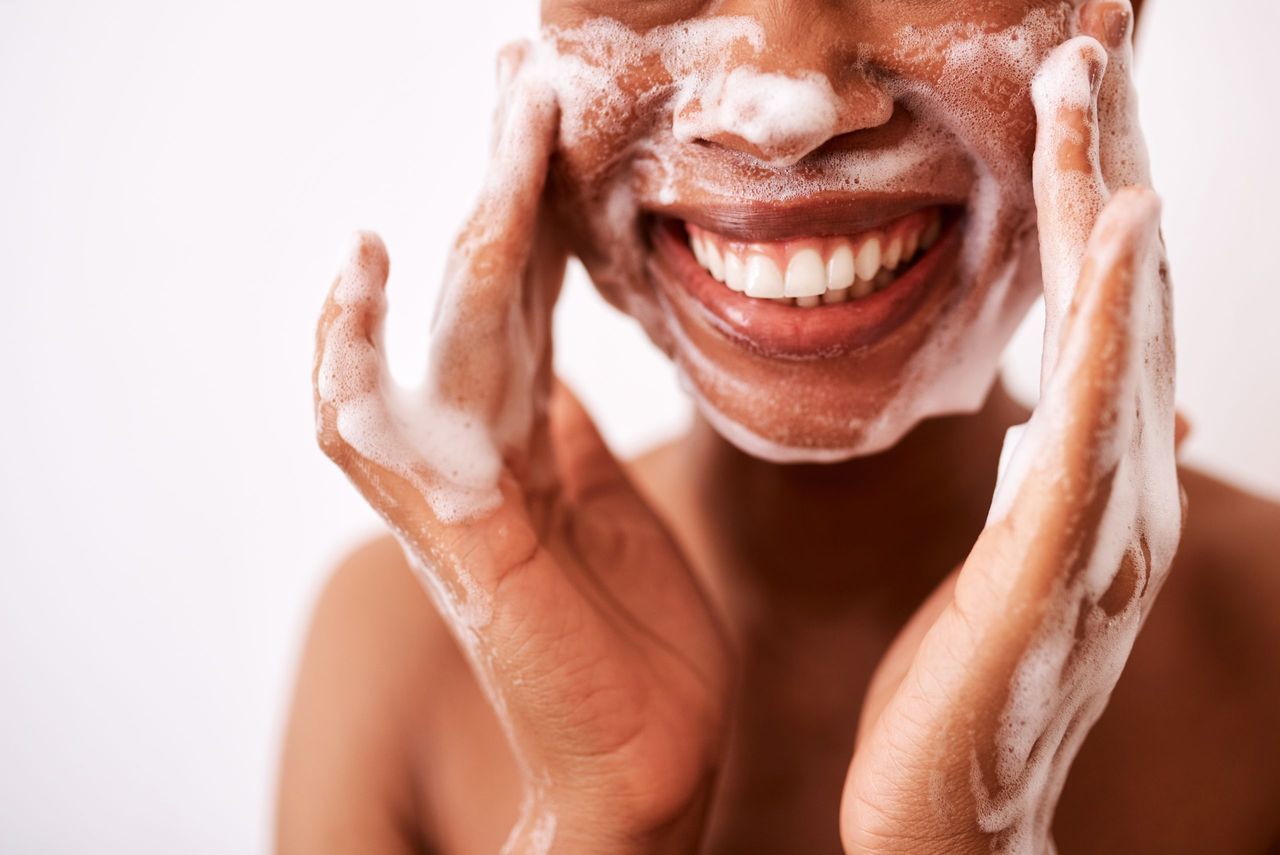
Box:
[811,108,911,157]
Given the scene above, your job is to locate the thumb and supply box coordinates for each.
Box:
[548,380,634,505]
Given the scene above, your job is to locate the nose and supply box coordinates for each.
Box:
[671,5,893,168]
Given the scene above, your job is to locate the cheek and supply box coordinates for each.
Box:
[881,4,1076,186]
[548,138,667,336]
[538,33,676,295]
[538,5,1077,460]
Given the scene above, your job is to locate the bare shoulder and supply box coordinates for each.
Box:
[1174,466,1280,668]
[276,536,516,854]
[1163,466,1280,735]
[1178,466,1280,557]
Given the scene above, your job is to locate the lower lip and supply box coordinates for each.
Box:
[650,214,963,360]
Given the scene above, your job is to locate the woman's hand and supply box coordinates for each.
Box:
[313,44,731,854]
[840,3,1183,852]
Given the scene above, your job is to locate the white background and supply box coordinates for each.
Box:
[1,1,1276,852]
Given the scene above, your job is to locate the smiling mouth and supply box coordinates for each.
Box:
[650,203,965,359]
[687,207,943,307]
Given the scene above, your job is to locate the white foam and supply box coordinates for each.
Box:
[316,53,560,638]
[320,15,1176,846]
[673,67,843,168]
[316,236,506,527]
[531,10,1075,463]
[533,13,1177,852]
[971,193,1177,853]
[942,20,1177,843]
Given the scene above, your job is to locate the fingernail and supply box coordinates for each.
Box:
[1081,1,1133,51]
[1101,6,1132,50]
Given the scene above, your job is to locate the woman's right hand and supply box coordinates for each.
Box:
[840,4,1182,851]
[313,44,732,854]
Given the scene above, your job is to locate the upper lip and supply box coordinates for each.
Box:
[643,190,967,243]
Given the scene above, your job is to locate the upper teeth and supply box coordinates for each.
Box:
[687,209,943,307]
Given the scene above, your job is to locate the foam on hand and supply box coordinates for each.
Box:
[975,190,1177,855]
[315,7,1176,850]
[316,234,506,531]
[969,19,1173,842]
[533,11,1175,852]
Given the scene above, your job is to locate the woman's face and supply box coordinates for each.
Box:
[539,1,1088,461]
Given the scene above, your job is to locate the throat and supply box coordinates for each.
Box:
[655,383,1028,619]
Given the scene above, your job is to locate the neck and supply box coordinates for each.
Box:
[676,383,1028,617]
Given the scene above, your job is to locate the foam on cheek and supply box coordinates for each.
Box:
[533,17,776,316]
[887,8,1072,269]
[537,10,1085,463]
[532,19,644,153]
[536,17,765,150]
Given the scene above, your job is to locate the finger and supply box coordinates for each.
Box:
[1032,35,1110,376]
[310,243,568,713]
[542,380,727,696]
[846,193,1168,840]
[428,44,560,442]
[548,379,633,505]
[313,231,390,467]
[924,190,1161,803]
[1079,0,1151,190]
[315,232,511,533]
[975,187,1162,613]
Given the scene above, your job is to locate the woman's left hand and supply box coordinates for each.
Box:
[840,2,1184,852]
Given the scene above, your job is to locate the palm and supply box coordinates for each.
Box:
[523,476,731,799]
[313,43,730,846]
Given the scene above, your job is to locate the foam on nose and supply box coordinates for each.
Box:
[532,9,1080,467]
[672,67,842,168]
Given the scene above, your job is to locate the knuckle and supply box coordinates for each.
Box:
[314,409,350,463]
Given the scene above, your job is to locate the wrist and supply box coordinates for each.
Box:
[503,776,715,855]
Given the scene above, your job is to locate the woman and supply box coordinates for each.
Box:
[278,1,1280,851]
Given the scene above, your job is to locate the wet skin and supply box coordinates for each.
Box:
[542,0,1124,456]
[279,0,1280,852]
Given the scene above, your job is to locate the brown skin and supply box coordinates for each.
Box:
[276,450,1280,854]
[279,0,1280,852]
